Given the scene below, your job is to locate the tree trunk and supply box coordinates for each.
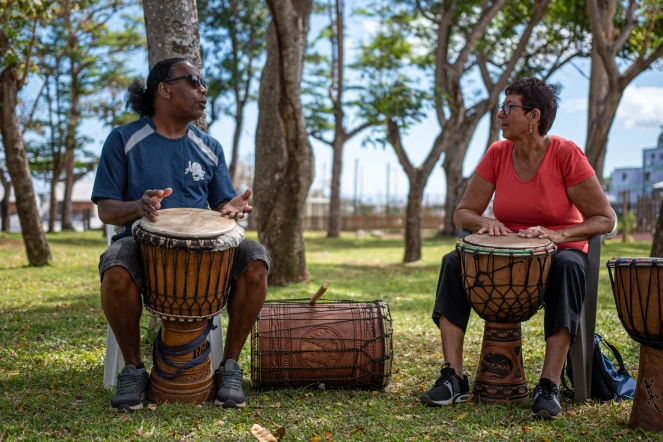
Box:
[48,176,59,233]
[61,149,75,230]
[0,171,10,232]
[327,138,344,237]
[441,122,481,235]
[0,68,52,265]
[584,44,623,179]
[229,104,243,185]
[404,176,425,262]
[254,0,313,286]
[143,0,208,132]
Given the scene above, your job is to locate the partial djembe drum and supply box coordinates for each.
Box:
[251,299,393,389]
[133,208,244,403]
[458,233,556,402]
[607,258,663,433]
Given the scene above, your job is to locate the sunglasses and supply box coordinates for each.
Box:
[163,74,208,90]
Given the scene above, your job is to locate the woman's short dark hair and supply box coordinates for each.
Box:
[504,78,560,135]
[126,57,189,117]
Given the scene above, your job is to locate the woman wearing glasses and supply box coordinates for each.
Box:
[420,78,614,419]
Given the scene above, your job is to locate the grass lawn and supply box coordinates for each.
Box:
[0,230,659,441]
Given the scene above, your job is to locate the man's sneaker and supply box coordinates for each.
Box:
[420,363,470,406]
[110,365,149,411]
[531,378,562,419]
[214,359,246,408]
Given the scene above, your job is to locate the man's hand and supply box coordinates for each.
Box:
[219,189,253,219]
[476,219,512,236]
[136,188,173,222]
[518,226,567,244]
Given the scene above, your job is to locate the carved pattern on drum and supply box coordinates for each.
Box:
[473,382,529,401]
[250,300,392,389]
[481,352,513,379]
[484,325,521,342]
[300,327,344,367]
[644,379,663,414]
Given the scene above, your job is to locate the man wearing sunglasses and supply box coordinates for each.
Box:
[92,58,270,411]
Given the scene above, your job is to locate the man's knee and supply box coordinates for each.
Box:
[239,260,268,284]
[101,266,139,295]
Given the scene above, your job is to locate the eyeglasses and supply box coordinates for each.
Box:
[498,103,534,115]
[163,74,208,90]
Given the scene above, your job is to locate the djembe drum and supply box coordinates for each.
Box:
[607,258,663,433]
[251,299,393,389]
[133,208,244,403]
[458,233,556,402]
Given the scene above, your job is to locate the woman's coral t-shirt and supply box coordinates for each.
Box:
[475,136,595,253]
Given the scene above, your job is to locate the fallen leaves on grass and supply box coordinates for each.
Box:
[147,403,157,411]
[614,429,629,437]
[251,424,277,442]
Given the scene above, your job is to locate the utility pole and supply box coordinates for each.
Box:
[353,158,358,214]
[386,163,390,216]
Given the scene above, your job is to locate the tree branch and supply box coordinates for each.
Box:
[621,41,663,87]
[586,0,620,84]
[346,119,385,141]
[18,17,39,90]
[486,0,551,108]
[415,0,439,24]
[614,0,638,51]
[309,132,334,147]
[22,75,49,134]
[543,50,585,81]
[386,119,414,178]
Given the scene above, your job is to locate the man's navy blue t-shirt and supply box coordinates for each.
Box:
[91,117,236,238]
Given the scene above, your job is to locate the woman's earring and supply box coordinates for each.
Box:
[529,124,533,136]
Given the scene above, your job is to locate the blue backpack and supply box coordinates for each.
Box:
[562,334,636,401]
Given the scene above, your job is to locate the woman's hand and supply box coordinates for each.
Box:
[477,219,512,236]
[518,226,567,243]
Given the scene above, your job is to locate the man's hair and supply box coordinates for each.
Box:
[126,57,189,117]
[504,78,560,135]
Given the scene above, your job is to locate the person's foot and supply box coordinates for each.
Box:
[214,359,246,408]
[420,363,470,406]
[110,364,149,411]
[531,378,562,419]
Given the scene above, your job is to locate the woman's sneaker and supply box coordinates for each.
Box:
[214,359,246,408]
[531,378,562,419]
[420,363,470,406]
[110,365,149,411]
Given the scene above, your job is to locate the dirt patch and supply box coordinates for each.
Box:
[0,237,24,249]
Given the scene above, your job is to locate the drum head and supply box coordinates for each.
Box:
[460,233,552,251]
[139,208,237,239]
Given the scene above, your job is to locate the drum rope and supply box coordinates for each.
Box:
[151,320,216,380]
[459,248,549,322]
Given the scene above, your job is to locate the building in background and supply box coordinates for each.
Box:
[610,129,663,205]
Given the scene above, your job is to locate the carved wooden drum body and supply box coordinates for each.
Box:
[457,233,556,402]
[251,300,393,390]
[133,208,244,403]
[607,258,663,433]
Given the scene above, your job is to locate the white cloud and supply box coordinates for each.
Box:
[362,20,380,34]
[617,86,663,129]
[563,97,588,113]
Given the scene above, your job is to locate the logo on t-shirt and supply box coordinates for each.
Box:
[185,161,205,181]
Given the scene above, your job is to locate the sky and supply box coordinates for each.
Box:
[21,6,663,205]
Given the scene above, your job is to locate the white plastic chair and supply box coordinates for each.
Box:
[103,224,224,389]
